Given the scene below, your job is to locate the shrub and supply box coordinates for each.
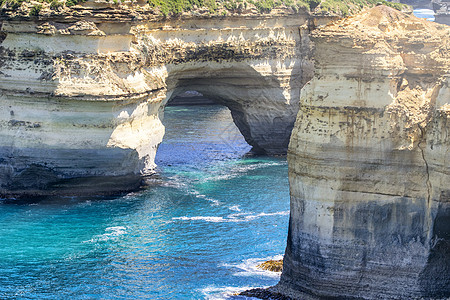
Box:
[308,0,320,10]
[29,3,42,15]
[66,0,86,6]
[7,0,24,9]
[254,0,275,13]
[49,0,63,9]
[0,0,406,16]
[204,0,216,12]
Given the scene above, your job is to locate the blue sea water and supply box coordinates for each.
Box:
[0,105,290,299]
[413,8,435,21]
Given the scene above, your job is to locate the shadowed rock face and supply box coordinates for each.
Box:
[433,0,450,25]
[399,0,433,9]
[0,4,329,197]
[278,6,450,299]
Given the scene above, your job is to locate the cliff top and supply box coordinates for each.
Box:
[314,5,450,59]
[312,5,450,132]
[0,0,408,20]
[315,5,450,42]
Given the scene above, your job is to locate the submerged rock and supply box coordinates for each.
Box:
[239,287,292,300]
[278,6,449,299]
[257,259,284,272]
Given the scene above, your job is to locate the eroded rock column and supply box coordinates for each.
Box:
[278,6,450,299]
[0,19,167,197]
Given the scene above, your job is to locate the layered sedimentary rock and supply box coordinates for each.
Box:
[0,3,332,197]
[279,6,449,299]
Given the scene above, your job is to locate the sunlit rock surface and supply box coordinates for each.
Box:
[0,3,335,197]
[278,6,450,299]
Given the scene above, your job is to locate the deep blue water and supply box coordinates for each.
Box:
[0,105,290,299]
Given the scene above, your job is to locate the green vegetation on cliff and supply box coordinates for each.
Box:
[147,0,407,15]
[0,0,408,17]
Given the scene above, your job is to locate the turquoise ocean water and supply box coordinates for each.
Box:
[0,105,290,299]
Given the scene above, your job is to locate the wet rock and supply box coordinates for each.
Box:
[239,288,292,300]
[256,259,283,272]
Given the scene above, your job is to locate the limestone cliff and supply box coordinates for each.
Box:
[0,2,334,197]
[279,6,449,299]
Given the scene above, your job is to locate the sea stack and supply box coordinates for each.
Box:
[279,6,449,299]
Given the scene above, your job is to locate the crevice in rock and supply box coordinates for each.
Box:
[418,127,431,205]
[418,125,433,243]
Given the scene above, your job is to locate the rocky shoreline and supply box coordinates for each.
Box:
[239,288,292,300]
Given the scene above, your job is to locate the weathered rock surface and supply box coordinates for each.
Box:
[278,6,449,299]
[239,287,292,300]
[257,258,284,272]
[0,3,335,197]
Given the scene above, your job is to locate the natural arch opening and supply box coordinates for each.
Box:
[159,63,300,157]
[166,91,215,106]
[156,92,252,169]
[162,87,256,158]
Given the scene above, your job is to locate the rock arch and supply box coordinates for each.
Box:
[0,10,317,197]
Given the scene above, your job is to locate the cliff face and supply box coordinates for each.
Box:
[279,6,449,299]
[0,4,330,197]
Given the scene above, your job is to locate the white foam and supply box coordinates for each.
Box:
[105,226,127,233]
[206,173,238,182]
[197,194,222,205]
[200,285,266,300]
[228,205,241,212]
[221,255,284,279]
[228,211,290,222]
[173,216,225,222]
[77,200,92,207]
[201,161,286,183]
[164,176,190,189]
[83,226,127,243]
[165,181,223,206]
[172,211,289,223]
[252,211,290,218]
